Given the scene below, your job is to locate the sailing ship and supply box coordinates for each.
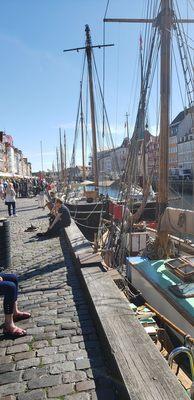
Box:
[62,25,113,241]
[102,0,194,357]
[63,25,160,241]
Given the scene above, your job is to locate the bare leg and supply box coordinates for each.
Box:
[13,301,19,315]
[0,277,30,336]
[5,314,15,330]
[4,311,26,336]
[13,301,31,321]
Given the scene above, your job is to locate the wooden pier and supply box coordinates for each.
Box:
[65,220,189,400]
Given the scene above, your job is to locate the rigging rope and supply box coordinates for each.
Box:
[120,25,159,204]
[111,1,161,266]
[172,42,186,109]
[69,53,86,176]
[103,0,110,140]
[173,0,194,106]
[92,51,120,174]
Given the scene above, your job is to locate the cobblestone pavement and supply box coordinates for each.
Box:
[0,198,116,400]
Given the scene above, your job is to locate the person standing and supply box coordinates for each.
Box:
[13,180,19,198]
[5,182,17,217]
[0,179,4,199]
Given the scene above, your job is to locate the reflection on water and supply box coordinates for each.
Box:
[170,193,194,211]
[98,183,194,243]
[99,182,194,211]
[98,183,120,199]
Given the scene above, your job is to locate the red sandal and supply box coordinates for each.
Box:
[13,312,31,322]
[3,326,27,338]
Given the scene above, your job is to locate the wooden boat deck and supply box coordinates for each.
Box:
[128,257,194,327]
[64,220,190,400]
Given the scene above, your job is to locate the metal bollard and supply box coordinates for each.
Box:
[0,218,11,269]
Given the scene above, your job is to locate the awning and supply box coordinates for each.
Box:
[0,172,32,179]
[80,180,95,186]
[99,180,115,187]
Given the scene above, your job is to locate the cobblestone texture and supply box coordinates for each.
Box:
[0,198,116,399]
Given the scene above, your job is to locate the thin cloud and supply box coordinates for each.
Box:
[27,151,56,159]
[0,33,60,65]
[54,122,76,130]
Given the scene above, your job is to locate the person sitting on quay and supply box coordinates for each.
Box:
[37,197,71,238]
[43,191,56,213]
[0,273,31,338]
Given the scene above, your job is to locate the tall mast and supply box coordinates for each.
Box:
[125,113,129,140]
[59,127,65,182]
[85,24,98,190]
[104,1,194,200]
[52,161,55,177]
[80,81,86,181]
[63,28,113,190]
[158,0,172,217]
[140,35,146,190]
[56,147,60,181]
[64,130,67,186]
[40,140,44,176]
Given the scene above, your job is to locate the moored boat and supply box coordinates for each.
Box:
[102,0,194,385]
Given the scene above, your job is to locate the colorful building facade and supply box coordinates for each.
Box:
[0,131,32,177]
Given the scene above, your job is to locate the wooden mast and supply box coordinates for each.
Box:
[85,25,98,190]
[56,147,60,181]
[80,81,86,181]
[125,112,129,140]
[140,35,146,190]
[104,1,193,256]
[40,140,44,176]
[152,0,172,251]
[158,0,171,217]
[63,28,113,193]
[59,127,65,182]
[104,2,194,213]
[64,130,67,187]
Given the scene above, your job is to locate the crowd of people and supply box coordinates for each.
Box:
[0,177,54,199]
[0,177,57,217]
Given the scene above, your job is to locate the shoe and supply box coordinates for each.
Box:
[25,225,38,232]
[13,312,31,322]
[13,214,18,217]
[31,224,37,230]
[36,232,46,237]
[3,326,27,338]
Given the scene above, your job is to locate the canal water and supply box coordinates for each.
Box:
[97,182,194,243]
[98,182,194,211]
[170,192,194,210]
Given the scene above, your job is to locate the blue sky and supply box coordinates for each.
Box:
[0,0,193,172]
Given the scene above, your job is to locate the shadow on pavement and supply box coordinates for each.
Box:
[59,234,117,400]
[30,215,49,220]
[18,260,64,283]
[17,207,38,213]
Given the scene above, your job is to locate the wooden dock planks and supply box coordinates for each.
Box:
[65,220,189,400]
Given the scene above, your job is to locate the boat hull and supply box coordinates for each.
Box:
[132,200,156,221]
[127,257,194,342]
[65,200,109,241]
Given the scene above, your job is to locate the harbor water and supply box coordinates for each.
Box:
[98,182,194,243]
[98,181,194,210]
